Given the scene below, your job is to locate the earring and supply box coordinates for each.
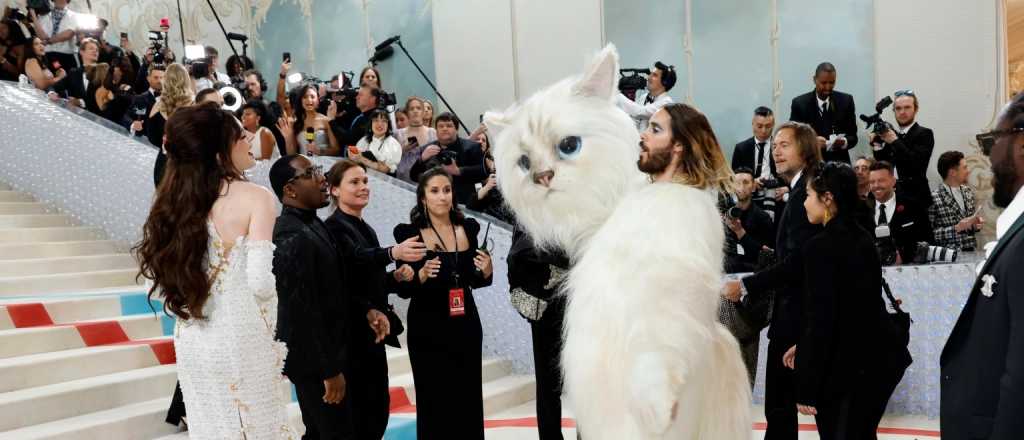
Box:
[823,208,832,224]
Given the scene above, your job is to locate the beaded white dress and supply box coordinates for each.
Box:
[173,221,296,439]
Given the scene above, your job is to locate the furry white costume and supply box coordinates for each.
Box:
[485,45,751,439]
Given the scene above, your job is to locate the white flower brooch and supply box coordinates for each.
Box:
[981,274,998,298]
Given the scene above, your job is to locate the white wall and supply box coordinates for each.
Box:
[510,0,604,99]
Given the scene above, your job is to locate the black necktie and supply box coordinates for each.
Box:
[754,142,765,176]
[644,94,655,104]
[878,204,888,225]
[821,101,828,116]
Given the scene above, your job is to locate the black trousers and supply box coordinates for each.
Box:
[764,339,798,440]
[164,381,185,426]
[531,298,566,440]
[348,339,390,440]
[293,378,354,440]
[814,384,875,440]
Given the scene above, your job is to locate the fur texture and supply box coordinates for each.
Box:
[485,45,751,439]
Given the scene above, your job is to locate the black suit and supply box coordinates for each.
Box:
[796,218,889,438]
[790,91,859,164]
[732,136,778,177]
[51,66,87,100]
[872,123,935,206]
[742,172,823,439]
[868,192,933,264]
[941,213,1024,440]
[724,202,775,274]
[273,206,354,439]
[410,137,488,206]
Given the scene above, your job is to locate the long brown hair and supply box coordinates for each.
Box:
[133,103,244,320]
[661,103,733,193]
[775,121,822,173]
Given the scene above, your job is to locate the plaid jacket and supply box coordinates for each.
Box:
[928,185,978,250]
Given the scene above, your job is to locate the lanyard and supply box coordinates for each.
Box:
[428,221,459,286]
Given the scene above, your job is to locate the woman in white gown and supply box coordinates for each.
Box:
[135,102,296,439]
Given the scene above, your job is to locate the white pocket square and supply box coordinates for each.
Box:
[901,222,914,227]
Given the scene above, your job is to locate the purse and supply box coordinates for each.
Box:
[382,303,405,348]
[877,276,913,381]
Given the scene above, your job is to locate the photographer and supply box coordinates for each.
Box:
[615,61,676,131]
[869,90,935,206]
[203,46,230,84]
[329,85,381,149]
[30,0,82,71]
[409,113,487,205]
[724,168,776,274]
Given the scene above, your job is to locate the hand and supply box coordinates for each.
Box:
[955,217,974,233]
[796,404,817,416]
[280,60,291,77]
[753,179,764,191]
[322,373,346,404]
[782,345,797,370]
[367,309,390,343]
[393,264,415,282]
[421,145,441,161]
[326,100,338,120]
[392,236,427,262]
[276,117,294,139]
[121,36,132,53]
[474,250,493,278]
[55,68,67,80]
[834,136,848,149]
[725,216,745,238]
[774,186,789,201]
[442,161,460,176]
[975,215,986,230]
[816,136,827,150]
[130,120,144,133]
[722,280,742,303]
[881,129,898,144]
[306,142,321,156]
[482,174,497,191]
[418,257,441,283]
[67,97,83,108]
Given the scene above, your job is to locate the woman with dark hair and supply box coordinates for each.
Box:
[353,108,402,174]
[276,82,339,156]
[133,104,295,439]
[84,62,109,115]
[359,65,381,88]
[21,36,66,91]
[323,160,425,439]
[239,99,279,161]
[392,168,494,439]
[96,56,135,123]
[225,54,253,83]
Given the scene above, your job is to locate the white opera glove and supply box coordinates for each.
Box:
[245,240,278,304]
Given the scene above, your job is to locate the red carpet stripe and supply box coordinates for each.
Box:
[388,387,416,413]
[73,321,131,346]
[482,418,940,436]
[6,303,54,328]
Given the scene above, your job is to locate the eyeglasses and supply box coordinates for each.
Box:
[975,127,1024,156]
[287,165,324,183]
[894,89,915,97]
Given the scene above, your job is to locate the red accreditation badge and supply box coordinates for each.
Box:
[449,288,466,317]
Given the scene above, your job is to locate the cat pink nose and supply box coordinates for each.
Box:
[533,170,555,187]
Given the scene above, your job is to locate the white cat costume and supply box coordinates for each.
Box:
[485,45,751,439]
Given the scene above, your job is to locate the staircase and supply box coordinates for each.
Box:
[0,182,536,439]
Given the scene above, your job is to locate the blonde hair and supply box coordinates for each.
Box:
[661,103,733,194]
[158,63,195,119]
[86,63,109,88]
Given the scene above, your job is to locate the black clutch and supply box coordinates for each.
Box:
[382,304,405,348]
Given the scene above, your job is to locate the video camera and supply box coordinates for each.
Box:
[618,68,650,101]
[148,31,168,64]
[860,96,894,135]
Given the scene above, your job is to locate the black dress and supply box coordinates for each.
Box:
[393,218,492,439]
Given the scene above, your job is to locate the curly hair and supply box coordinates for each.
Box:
[158,63,195,119]
[132,104,244,320]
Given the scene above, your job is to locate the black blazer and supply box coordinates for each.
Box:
[325,210,395,313]
[872,123,935,205]
[410,137,488,206]
[272,206,350,381]
[51,66,88,100]
[732,136,777,177]
[795,218,885,406]
[789,90,859,164]
[743,172,823,344]
[867,192,933,264]
[941,214,1024,440]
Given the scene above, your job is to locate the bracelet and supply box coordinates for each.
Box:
[387,246,395,262]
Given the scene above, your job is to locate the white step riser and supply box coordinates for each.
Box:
[0,192,32,203]
[0,228,103,244]
[393,358,513,404]
[0,216,71,229]
[0,315,164,359]
[0,269,141,296]
[0,255,137,277]
[0,203,48,215]
[0,365,178,431]
[0,398,178,440]
[482,376,538,416]
[0,344,166,393]
[0,241,120,260]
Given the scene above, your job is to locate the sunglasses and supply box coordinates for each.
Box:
[975,128,1024,156]
[894,89,915,97]
[287,165,324,184]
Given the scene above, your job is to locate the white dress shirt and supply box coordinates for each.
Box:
[875,194,897,225]
[816,95,830,114]
[616,91,674,132]
[40,8,81,55]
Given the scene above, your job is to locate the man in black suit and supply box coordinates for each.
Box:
[51,37,99,106]
[941,95,1024,440]
[867,161,932,265]
[123,64,164,134]
[733,107,784,219]
[724,167,776,274]
[270,155,354,439]
[724,121,824,440]
[789,62,858,164]
[410,113,487,205]
[870,90,935,206]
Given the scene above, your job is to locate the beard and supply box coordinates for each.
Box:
[638,146,674,175]
[991,158,1019,208]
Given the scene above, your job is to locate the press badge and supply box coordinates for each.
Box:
[449,288,466,316]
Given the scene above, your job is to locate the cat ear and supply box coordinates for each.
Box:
[483,110,510,141]
[572,44,619,101]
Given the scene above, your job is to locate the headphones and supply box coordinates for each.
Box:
[654,61,677,91]
[242,69,268,94]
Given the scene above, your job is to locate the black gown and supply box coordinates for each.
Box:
[393,218,492,439]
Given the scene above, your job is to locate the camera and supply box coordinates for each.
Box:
[913,242,958,264]
[26,0,51,16]
[874,225,899,265]
[618,68,650,101]
[860,96,894,135]
[438,149,458,166]
[148,30,167,65]
[7,8,28,22]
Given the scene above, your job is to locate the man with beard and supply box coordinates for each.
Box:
[941,94,1024,440]
[270,155,354,439]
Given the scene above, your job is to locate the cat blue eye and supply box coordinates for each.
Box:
[557,136,582,159]
[517,154,531,171]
